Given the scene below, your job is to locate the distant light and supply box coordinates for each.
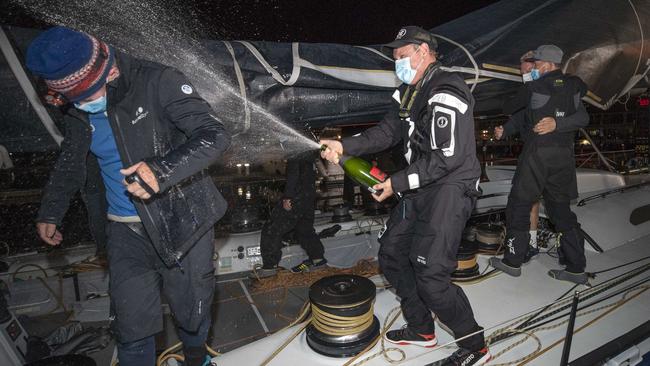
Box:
[236,163,242,167]
[639,97,650,107]
[337,135,341,139]
[244,163,250,167]
[580,139,591,146]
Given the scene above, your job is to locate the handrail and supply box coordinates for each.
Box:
[577,181,650,207]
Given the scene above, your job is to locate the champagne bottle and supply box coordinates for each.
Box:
[321,145,388,194]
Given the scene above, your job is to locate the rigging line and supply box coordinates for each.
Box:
[519,275,650,334]
[590,254,650,275]
[222,41,251,136]
[627,0,645,77]
[518,286,650,366]
[431,33,480,92]
[520,267,650,328]
[490,265,650,344]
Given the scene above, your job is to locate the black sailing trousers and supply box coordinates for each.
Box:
[378,184,485,351]
[260,201,325,266]
[504,144,586,272]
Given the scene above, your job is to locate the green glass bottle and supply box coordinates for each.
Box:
[321,145,388,194]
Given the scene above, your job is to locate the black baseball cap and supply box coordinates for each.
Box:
[381,26,438,57]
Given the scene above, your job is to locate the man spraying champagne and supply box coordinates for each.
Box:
[321,26,489,366]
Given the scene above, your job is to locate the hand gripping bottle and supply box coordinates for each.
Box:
[321,145,388,194]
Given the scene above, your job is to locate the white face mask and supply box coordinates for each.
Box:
[395,48,424,84]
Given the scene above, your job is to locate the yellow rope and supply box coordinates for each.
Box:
[311,302,375,336]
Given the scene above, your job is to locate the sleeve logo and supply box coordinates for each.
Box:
[181,84,193,94]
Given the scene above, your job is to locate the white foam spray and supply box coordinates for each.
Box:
[14,0,321,164]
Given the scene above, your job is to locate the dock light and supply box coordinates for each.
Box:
[580,139,591,146]
[236,163,242,167]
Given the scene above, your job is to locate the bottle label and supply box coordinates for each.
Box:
[369,167,387,182]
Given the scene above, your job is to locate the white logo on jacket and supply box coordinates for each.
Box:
[436,116,449,128]
[131,107,149,125]
[181,84,193,94]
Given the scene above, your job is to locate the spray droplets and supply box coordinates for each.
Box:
[15,0,320,164]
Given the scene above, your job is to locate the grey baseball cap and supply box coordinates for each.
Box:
[524,44,564,64]
[381,26,437,56]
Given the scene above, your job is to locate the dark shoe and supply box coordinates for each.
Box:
[488,257,521,277]
[385,325,437,347]
[183,346,208,366]
[427,347,491,366]
[548,269,588,285]
[291,258,328,273]
[523,246,539,263]
[249,264,279,279]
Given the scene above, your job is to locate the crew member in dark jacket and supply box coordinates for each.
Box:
[490,45,590,285]
[27,27,230,366]
[255,153,327,278]
[322,26,489,366]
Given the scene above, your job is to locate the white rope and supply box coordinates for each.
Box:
[627,0,645,77]
[236,41,301,86]
[222,41,251,135]
[431,33,480,92]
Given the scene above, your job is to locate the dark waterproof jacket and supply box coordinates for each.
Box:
[37,52,231,267]
[503,70,588,145]
[282,157,316,211]
[343,64,481,193]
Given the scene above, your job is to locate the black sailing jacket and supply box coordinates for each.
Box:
[343,64,481,194]
[37,52,231,267]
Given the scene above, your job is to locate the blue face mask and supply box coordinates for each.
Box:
[395,49,424,85]
[74,95,107,114]
[530,68,541,81]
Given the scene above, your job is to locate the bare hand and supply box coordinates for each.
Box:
[37,222,63,246]
[319,139,343,164]
[120,162,160,200]
[533,117,557,135]
[371,178,393,202]
[494,125,504,140]
[282,198,292,211]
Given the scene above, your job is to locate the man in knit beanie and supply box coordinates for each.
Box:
[27,26,230,366]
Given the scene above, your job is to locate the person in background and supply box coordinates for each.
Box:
[254,152,327,278]
[490,45,590,284]
[497,50,541,262]
[29,26,230,366]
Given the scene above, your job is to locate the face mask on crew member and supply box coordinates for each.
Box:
[522,72,533,83]
[530,68,541,81]
[395,47,424,84]
[74,95,107,114]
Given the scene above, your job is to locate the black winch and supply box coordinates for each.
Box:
[306,275,380,358]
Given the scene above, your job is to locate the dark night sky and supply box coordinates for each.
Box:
[1,0,499,44]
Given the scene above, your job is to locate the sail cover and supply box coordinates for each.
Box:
[1,0,649,151]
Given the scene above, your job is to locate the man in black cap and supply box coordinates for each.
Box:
[490,45,590,285]
[321,26,490,366]
[27,27,230,366]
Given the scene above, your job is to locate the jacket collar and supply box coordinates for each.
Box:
[107,52,134,105]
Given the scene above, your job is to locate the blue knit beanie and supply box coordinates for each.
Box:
[26,26,114,102]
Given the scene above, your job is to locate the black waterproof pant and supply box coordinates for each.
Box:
[378,184,485,351]
[107,221,215,344]
[260,201,324,266]
[504,144,586,272]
